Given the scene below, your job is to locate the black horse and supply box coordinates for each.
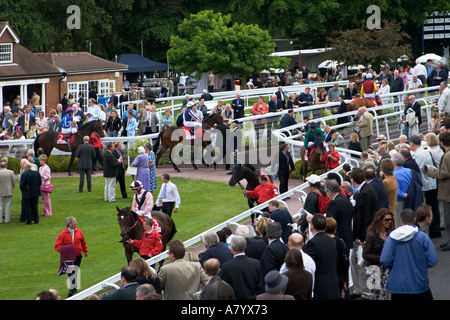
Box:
[34,120,104,176]
[228,163,273,223]
[117,207,176,268]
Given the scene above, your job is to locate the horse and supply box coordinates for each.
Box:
[34,120,105,176]
[228,163,273,223]
[299,143,326,180]
[116,206,176,268]
[347,97,383,115]
[152,112,224,172]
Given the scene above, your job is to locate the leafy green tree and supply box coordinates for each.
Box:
[168,10,289,82]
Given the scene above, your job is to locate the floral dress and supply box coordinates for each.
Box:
[148,151,157,192]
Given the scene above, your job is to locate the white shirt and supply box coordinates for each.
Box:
[438,87,450,114]
[156,181,181,208]
[408,79,423,89]
[86,104,101,122]
[412,63,427,77]
[411,146,437,191]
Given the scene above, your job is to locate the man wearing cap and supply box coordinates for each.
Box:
[130,180,153,217]
[61,107,78,144]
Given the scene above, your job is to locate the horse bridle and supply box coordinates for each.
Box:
[120,212,139,239]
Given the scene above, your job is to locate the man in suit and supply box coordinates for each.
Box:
[0,160,16,224]
[18,105,35,136]
[75,136,95,193]
[101,267,139,300]
[268,200,293,243]
[200,258,236,300]
[356,107,374,152]
[390,69,404,103]
[198,231,234,267]
[103,142,122,203]
[220,235,262,300]
[275,86,287,109]
[344,82,358,100]
[349,167,379,299]
[275,143,295,195]
[231,92,245,119]
[158,240,209,300]
[378,67,393,85]
[303,213,340,300]
[324,179,354,249]
[108,92,119,108]
[20,161,41,224]
[407,95,422,126]
[364,164,389,210]
[267,94,284,139]
[430,62,446,87]
[234,224,267,261]
[260,222,289,281]
[72,103,86,127]
[112,142,128,199]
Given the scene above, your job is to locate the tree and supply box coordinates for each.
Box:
[325,20,412,71]
[167,10,289,83]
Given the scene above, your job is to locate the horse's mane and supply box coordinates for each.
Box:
[243,163,257,171]
[78,119,100,131]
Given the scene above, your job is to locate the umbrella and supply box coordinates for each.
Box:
[416,53,442,64]
[318,60,339,69]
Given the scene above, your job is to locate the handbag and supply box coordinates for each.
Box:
[125,166,137,176]
[41,184,54,193]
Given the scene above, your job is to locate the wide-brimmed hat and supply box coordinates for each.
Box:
[264,270,289,294]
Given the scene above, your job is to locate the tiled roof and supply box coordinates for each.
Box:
[36,52,128,73]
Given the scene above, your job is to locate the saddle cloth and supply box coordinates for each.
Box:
[57,133,75,144]
[182,127,203,140]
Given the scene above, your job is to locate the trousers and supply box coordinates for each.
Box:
[0,196,12,223]
[104,177,116,202]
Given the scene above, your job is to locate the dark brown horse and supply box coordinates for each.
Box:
[300,145,326,180]
[117,207,176,267]
[34,120,105,175]
[153,112,224,172]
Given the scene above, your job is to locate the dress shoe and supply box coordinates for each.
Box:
[440,242,450,248]
[441,245,450,251]
[226,171,233,175]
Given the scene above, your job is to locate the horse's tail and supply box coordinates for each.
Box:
[33,135,40,156]
[153,130,163,155]
[168,219,177,241]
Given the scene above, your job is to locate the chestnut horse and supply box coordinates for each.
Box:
[152,112,224,172]
[347,97,383,115]
[117,207,176,268]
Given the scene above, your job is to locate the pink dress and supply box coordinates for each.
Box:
[39,164,52,216]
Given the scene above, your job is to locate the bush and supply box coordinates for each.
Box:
[47,155,78,172]
[7,156,20,174]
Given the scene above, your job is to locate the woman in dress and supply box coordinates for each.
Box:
[144,142,157,194]
[362,208,395,300]
[35,110,48,135]
[378,78,391,105]
[39,154,52,216]
[131,146,150,192]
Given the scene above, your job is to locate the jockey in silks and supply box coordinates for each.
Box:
[61,107,78,144]
[183,101,203,135]
[303,121,324,160]
[360,73,378,99]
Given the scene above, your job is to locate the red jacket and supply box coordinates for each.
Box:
[89,132,104,150]
[55,228,88,256]
[247,182,279,204]
[132,229,163,257]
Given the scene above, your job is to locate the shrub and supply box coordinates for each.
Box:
[7,156,20,173]
[48,155,78,172]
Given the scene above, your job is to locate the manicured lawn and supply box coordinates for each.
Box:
[0,174,248,300]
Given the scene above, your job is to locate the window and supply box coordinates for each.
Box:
[0,43,12,63]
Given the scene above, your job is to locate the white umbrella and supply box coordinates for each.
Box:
[416,53,442,63]
[318,60,339,69]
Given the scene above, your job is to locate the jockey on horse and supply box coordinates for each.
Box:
[129,180,161,233]
[60,107,78,146]
[360,73,382,106]
[183,101,203,137]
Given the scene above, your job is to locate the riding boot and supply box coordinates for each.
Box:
[189,127,195,135]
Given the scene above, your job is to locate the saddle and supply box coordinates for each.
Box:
[182,127,203,140]
[57,133,75,144]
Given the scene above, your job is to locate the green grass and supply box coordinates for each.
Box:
[0,174,249,300]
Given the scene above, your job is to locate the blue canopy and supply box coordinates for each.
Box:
[113,54,168,73]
